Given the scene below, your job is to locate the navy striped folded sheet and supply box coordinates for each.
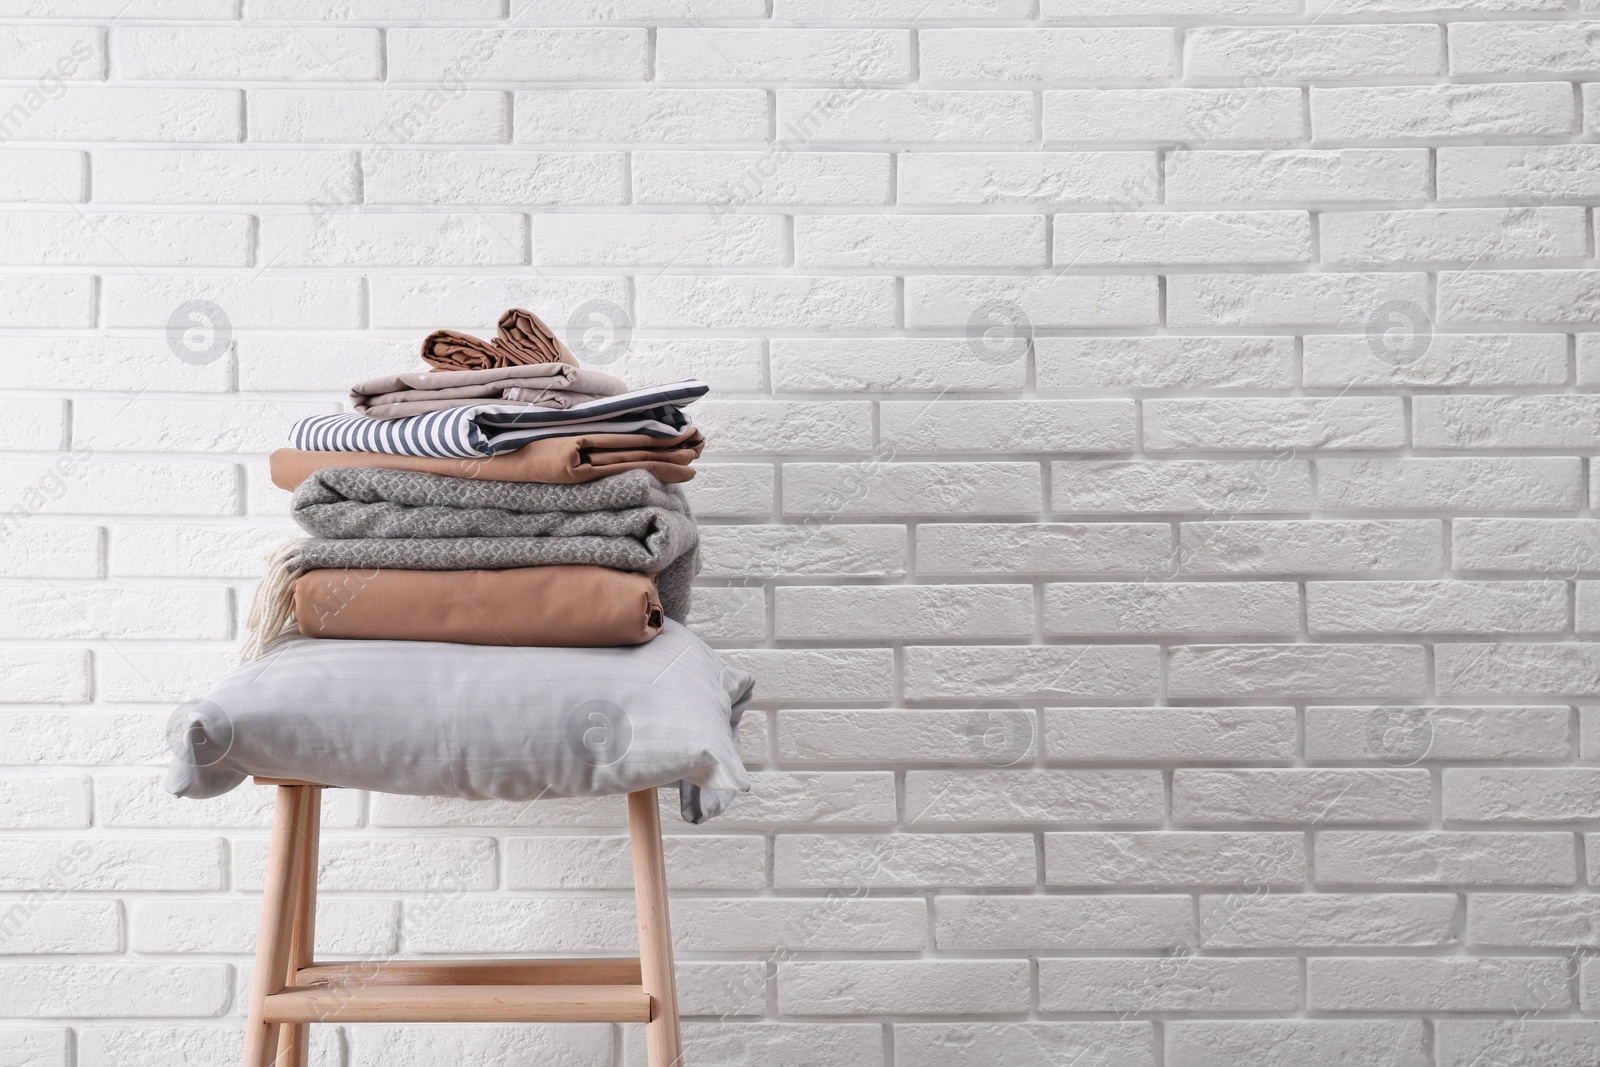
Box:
[292,379,709,459]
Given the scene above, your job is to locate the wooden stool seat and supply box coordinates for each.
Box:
[239,779,682,1066]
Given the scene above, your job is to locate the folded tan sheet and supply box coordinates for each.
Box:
[351,362,628,420]
[269,428,705,489]
[294,565,664,647]
[422,307,577,371]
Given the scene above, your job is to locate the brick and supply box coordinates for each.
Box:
[0,459,237,516]
[0,651,89,703]
[1317,457,1581,511]
[1046,832,1307,887]
[885,399,1134,453]
[369,275,624,331]
[0,586,229,640]
[634,150,890,206]
[918,522,1172,576]
[94,149,355,204]
[1421,395,1600,451]
[780,90,1033,143]
[777,584,1033,640]
[1322,207,1586,266]
[132,898,398,955]
[1169,271,1429,327]
[1439,144,1600,200]
[389,28,645,81]
[348,1025,610,1067]
[1169,644,1426,697]
[1309,579,1566,634]
[772,338,1024,392]
[1451,20,1600,76]
[1180,520,1444,575]
[904,645,1161,699]
[906,770,1164,824]
[921,28,1175,80]
[406,897,634,953]
[776,708,1039,764]
[115,26,379,79]
[1167,1021,1427,1067]
[1447,769,1600,822]
[777,834,1035,889]
[1045,581,1298,635]
[659,28,908,81]
[0,149,83,202]
[111,523,291,578]
[517,89,765,143]
[1045,88,1303,143]
[797,213,1045,268]
[689,587,766,641]
[1146,396,1403,451]
[717,646,896,700]
[1037,336,1295,390]
[1312,83,1573,140]
[253,89,507,143]
[1442,270,1600,323]
[645,1023,880,1067]
[1437,643,1600,697]
[898,150,1157,205]
[103,274,362,329]
[0,88,239,142]
[1306,705,1571,761]
[76,397,335,454]
[0,1030,66,1066]
[236,836,494,892]
[907,274,1159,328]
[781,0,1029,12]
[694,400,873,454]
[1310,957,1568,1012]
[705,771,897,825]
[1057,210,1309,266]
[1047,0,1296,11]
[0,26,102,80]
[521,0,761,12]
[0,524,101,578]
[777,960,1030,1015]
[1303,333,1568,388]
[785,462,1040,518]
[508,835,763,890]
[96,648,240,702]
[935,896,1190,950]
[1054,459,1314,514]
[1046,706,1298,761]
[264,212,526,266]
[535,213,781,267]
[0,900,116,953]
[238,336,415,392]
[1186,25,1440,80]
[1437,1021,1600,1067]
[699,524,904,579]
[0,964,230,1017]
[0,0,233,11]
[1469,893,1600,947]
[896,1023,1154,1067]
[1174,769,1431,823]
[640,275,894,330]
[0,398,62,450]
[1201,893,1454,948]
[1315,830,1576,885]
[366,150,621,206]
[687,464,772,518]
[599,339,764,392]
[1041,957,1299,1013]
[675,898,925,952]
[249,0,502,13]
[0,209,253,267]
[0,838,222,891]
[0,275,91,327]
[1165,148,1429,203]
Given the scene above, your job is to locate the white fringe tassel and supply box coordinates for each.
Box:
[240,540,306,663]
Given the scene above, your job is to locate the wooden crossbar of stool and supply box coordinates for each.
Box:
[240,779,682,1066]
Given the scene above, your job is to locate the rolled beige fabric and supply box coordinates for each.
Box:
[294,565,664,647]
[419,307,577,371]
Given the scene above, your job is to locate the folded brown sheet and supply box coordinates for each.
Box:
[270,428,705,489]
[352,362,628,420]
[294,565,664,647]
[422,308,577,371]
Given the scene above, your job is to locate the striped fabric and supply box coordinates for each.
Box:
[292,379,708,459]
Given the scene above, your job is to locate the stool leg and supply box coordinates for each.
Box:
[242,785,307,1067]
[628,788,682,1067]
[276,787,321,1067]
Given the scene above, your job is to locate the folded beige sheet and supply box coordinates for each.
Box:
[352,362,627,420]
[421,307,577,371]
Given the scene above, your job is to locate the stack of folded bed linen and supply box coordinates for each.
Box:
[165,309,753,823]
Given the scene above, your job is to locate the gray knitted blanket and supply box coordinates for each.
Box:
[287,467,699,620]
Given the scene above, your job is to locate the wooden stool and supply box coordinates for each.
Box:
[241,778,682,1067]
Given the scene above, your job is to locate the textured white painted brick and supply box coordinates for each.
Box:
[132,898,398,955]
[1307,705,1571,761]
[0,838,222,891]
[389,28,647,82]
[1323,206,1587,266]
[1045,707,1297,760]
[708,771,897,825]
[1056,210,1310,265]
[675,898,926,951]
[1165,148,1430,203]
[1166,1021,1427,1067]
[777,584,1033,640]
[536,213,782,267]
[1310,957,1569,1012]
[95,648,242,703]
[1200,893,1455,948]
[1442,269,1600,323]
[1307,579,1567,634]
[1145,396,1404,450]
[1437,643,1600,697]
[0,460,237,516]
[904,645,1160,700]
[517,89,765,143]
[0,524,102,578]
[1047,831,1303,885]
[884,399,1133,453]
[898,150,1157,205]
[0,26,101,80]
[0,1030,66,1067]
[776,708,1039,764]
[777,960,1030,1015]
[110,524,291,578]
[1315,830,1577,885]
[0,212,249,266]
[922,28,1175,81]
[1317,457,1582,511]
[895,1024,1154,1067]
[1053,459,1314,514]
[0,651,90,703]
[935,896,1190,949]
[904,770,1164,823]
[1046,88,1303,143]
[1041,957,1299,1013]
[348,1025,610,1067]
[369,275,624,331]
[781,90,1033,143]
[634,151,890,205]
[1438,144,1600,200]
[0,276,92,327]
[0,88,240,142]
[0,150,83,202]
[1451,20,1600,75]
[264,212,527,267]
[1180,520,1444,575]
[0,586,229,640]
[365,150,623,205]
[783,0,1028,12]
[917,522,1171,576]
[1038,336,1295,390]
[94,149,354,205]
[252,89,508,143]
[659,29,909,81]
[771,338,1021,392]
[1168,643,1427,697]
[114,27,380,80]
[0,398,62,451]
[0,773,88,829]
[1186,25,1440,80]
[797,213,1045,268]
[1311,82,1574,140]
[76,397,334,454]
[103,275,362,329]
[784,461,1039,517]
[0,965,231,1017]
[641,275,895,330]
[1447,768,1600,821]
[1437,1021,1600,1067]
[1168,271,1429,327]
[1304,333,1568,388]
[508,834,764,889]
[777,834,1034,889]
[1173,768,1432,823]
[1044,581,1298,635]
[0,0,233,11]
[907,274,1159,328]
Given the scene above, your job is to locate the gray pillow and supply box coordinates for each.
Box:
[164,621,753,823]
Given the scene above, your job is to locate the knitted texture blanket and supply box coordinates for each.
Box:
[243,467,698,659]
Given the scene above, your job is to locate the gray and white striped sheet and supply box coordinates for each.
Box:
[291,379,708,459]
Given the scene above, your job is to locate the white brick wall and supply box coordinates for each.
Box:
[0,2,1598,1064]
